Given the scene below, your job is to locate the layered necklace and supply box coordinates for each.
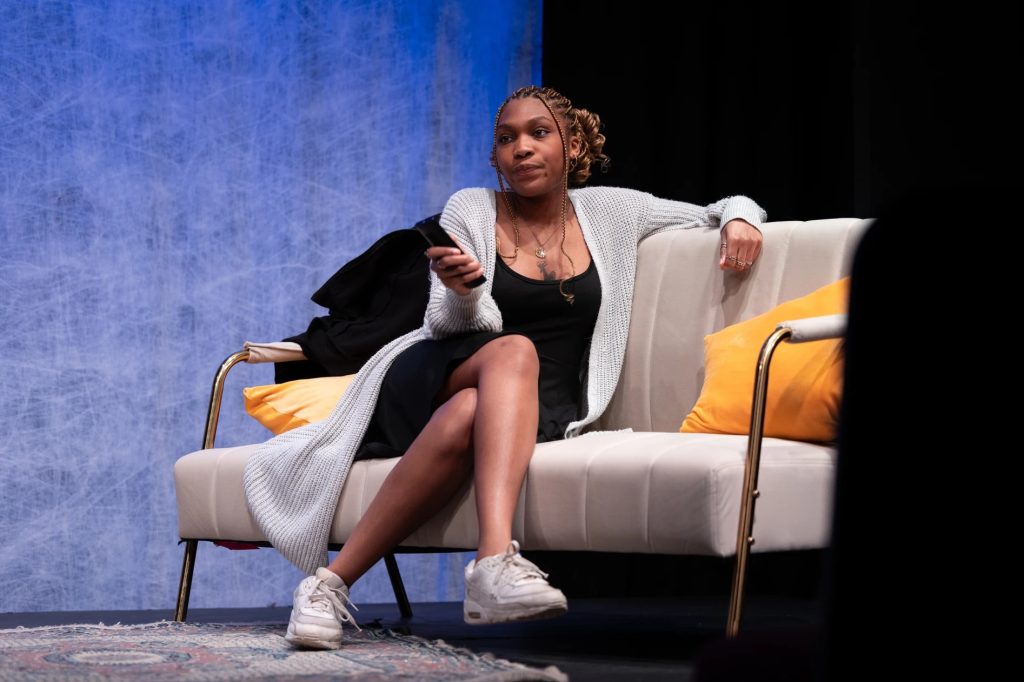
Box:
[498,195,567,261]
[493,97,578,305]
[526,221,558,260]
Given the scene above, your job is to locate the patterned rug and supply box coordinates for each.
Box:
[0,620,567,681]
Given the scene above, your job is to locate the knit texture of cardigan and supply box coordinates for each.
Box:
[243,185,766,575]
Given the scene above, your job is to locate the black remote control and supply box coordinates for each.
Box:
[415,222,487,289]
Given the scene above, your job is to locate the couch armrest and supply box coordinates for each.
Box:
[777,314,847,343]
[242,340,306,363]
[203,342,307,449]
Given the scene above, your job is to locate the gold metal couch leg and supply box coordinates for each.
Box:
[175,350,250,622]
[175,539,198,622]
[726,314,845,637]
[727,327,792,637]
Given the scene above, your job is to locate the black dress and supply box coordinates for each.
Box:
[354,252,602,460]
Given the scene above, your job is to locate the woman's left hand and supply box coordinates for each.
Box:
[719,219,763,272]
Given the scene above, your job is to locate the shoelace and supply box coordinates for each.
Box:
[308,579,362,632]
[491,542,549,589]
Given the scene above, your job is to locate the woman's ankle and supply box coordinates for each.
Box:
[475,539,514,562]
[325,562,358,587]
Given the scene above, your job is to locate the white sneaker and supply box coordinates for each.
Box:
[464,540,568,624]
[285,567,360,649]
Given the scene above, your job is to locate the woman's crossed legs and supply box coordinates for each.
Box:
[327,333,540,583]
[286,334,568,648]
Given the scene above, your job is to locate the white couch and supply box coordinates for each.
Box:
[173,216,870,630]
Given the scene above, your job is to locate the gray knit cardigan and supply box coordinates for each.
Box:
[243,186,766,574]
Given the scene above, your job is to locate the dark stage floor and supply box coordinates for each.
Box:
[2,595,822,681]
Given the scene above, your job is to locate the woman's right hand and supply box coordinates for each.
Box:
[426,236,484,296]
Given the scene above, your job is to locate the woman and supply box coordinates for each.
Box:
[244,86,765,650]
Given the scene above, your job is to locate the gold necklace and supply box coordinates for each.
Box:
[507,199,560,260]
[496,190,577,304]
[526,225,558,260]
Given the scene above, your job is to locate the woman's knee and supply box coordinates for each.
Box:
[481,334,539,376]
[431,387,478,455]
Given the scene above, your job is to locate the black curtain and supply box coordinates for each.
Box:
[544,4,1015,676]
[543,1,1020,220]
[540,0,1018,623]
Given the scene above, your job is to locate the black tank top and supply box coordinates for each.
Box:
[492,253,602,441]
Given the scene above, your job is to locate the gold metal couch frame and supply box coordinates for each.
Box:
[727,314,845,637]
[173,349,413,622]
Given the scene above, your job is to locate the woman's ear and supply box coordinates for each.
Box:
[570,135,582,158]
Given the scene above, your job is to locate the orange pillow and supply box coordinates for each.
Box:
[243,375,355,435]
[680,278,848,442]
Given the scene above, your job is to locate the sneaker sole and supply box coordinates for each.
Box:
[285,625,342,650]
[463,598,568,625]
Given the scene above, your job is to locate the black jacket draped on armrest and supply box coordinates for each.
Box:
[274,215,438,383]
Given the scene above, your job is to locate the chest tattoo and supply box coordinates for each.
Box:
[536,260,559,281]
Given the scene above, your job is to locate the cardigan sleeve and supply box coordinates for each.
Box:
[423,190,503,338]
[639,192,767,241]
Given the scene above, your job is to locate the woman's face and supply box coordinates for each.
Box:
[494,97,579,198]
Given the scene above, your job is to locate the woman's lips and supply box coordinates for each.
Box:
[514,165,541,176]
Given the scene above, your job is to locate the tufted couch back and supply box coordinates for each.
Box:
[595,218,873,433]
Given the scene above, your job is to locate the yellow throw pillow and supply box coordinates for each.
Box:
[680,278,849,442]
[243,375,356,435]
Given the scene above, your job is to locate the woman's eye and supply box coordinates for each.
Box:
[497,129,548,144]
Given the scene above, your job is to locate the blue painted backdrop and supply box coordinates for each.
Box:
[0,0,541,612]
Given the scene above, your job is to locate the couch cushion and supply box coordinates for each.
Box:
[174,431,835,557]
